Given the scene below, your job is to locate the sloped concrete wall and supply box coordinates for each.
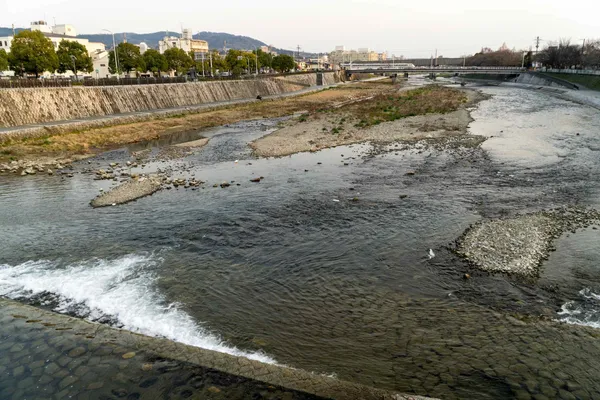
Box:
[515,72,578,89]
[0,72,340,128]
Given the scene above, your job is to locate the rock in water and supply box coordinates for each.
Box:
[428,249,435,259]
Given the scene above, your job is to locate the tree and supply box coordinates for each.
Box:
[0,49,8,71]
[109,42,144,74]
[56,40,93,77]
[143,49,168,76]
[466,46,521,67]
[163,48,193,75]
[8,30,58,77]
[257,49,273,71]
[537,39,583,69]
[524,51,533,69]
[225,49,248,76]
[272,54,295,73]
[582,40,600,68]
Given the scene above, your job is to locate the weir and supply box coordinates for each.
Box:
[0,298,426,400]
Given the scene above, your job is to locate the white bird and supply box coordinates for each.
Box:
[428,249,435,259]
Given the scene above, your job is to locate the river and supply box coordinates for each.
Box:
[1,82,600,399]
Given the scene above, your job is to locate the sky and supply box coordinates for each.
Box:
[2,0,599,57]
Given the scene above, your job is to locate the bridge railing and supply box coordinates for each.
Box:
[542,68,600,76]
[342,65,524,71]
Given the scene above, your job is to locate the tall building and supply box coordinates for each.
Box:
[158,29,209,55]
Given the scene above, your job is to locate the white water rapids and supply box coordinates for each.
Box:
[0,253,276,364]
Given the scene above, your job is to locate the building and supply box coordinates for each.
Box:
[328,46,385,65]
[91,50,110,78]
[0,21,107,76]
[158,29,209,56]
[305,57,330,71]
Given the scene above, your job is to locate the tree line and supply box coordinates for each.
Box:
[536,39,600,69]
[109,44,296,76]
[0,30,297,78]
[1,30,93,77]
[464,40,600,69]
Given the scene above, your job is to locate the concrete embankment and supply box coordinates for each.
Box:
[0,72,340,128]
[514,72,579,89]
[0,297,430,400]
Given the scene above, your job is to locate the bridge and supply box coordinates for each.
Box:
[343,67,525,78]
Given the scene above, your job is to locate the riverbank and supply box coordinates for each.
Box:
[542,72,600,91]
[0,81,391,172]
[251,86,488,157]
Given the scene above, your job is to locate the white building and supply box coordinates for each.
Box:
[139,42,148,55]
[0,21,107,76]
[158,29,208,56]
[91,50,110,78]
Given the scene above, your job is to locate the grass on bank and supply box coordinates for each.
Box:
[543,73,600,91]
[350,85,468,128]
[0,81,396,162]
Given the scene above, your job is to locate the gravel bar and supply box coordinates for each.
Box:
[458,207,600,277]
[91,176,163,208]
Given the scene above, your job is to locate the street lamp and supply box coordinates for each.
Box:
[102,29,119,79]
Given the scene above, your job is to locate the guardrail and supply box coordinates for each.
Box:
[542,68,600,76]
[0,71,328,89]
[0,79,73,88]
[83,76,187,86]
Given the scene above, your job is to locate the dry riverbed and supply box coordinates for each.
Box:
[251,86,487,157]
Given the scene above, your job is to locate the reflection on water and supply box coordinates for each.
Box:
[2,84,600,398]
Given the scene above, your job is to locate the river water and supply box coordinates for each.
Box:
[2,83,600,399]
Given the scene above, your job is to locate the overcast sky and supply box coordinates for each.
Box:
[3,0,599,57]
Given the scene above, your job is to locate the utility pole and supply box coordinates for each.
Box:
[535,36,540,56]
[209,52,213,77]
[434,49,438,67]
[254,47,259,75]
[201,53,205,77]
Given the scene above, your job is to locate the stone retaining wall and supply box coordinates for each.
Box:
[0,72,340,128]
